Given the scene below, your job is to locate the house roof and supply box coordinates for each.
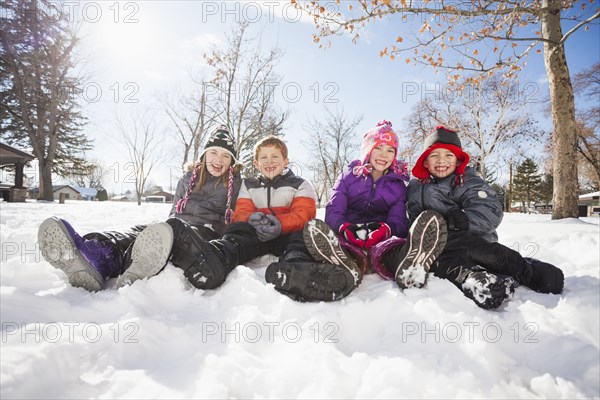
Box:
[579,191,599,200]
[0,143,35,165]
[72,186,97,197]
[52,185,80,194]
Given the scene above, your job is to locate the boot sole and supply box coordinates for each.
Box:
[116,223,173,288]
[266,262,356,302]
[303,219,361,286]
[38,217,103,292]
[395,210,448,289]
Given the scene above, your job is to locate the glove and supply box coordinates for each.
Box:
[340,222,391,249]
[363,222,392,248]
[340,222,369,248]
[447,209,470,231]
[255,214,282,242]
[248,212,268,230]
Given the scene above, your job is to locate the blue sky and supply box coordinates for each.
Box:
[42,0,599,194]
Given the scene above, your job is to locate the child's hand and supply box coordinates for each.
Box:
[447,209,470,231]
[340,223,368,246]
[249,212,268,230]
[256,214,282,242]
[340,222,391,249]
[363,222,392,248]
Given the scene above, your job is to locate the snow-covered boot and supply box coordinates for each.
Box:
[117,222,173,287]
[369,236,407,280]
[451,265,515,310]
[393,210,448,289]
[168,218,234,289]
[302,219,362,287]
[519,258,564,294]
[266,249,357,302]
[38,217,117,291]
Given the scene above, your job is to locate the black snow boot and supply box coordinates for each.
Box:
[266,250,358,302]
[518,258,564,294]
[302,219,363,285]
[449,265,515,310]
[167,218,234,289]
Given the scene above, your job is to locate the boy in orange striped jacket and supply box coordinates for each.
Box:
[175,135,330,292]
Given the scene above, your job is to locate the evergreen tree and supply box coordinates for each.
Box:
[512,158,542,212]
[538,173,554,206]
[1,0,92,201]
[96,187,108,202]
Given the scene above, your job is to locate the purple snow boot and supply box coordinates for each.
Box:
[338,237,369,275]
[369,236,407,280]
[38,217,119,291]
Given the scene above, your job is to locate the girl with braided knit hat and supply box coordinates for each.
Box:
[37,125,242,291]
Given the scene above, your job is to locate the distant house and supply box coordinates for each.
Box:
[52,185,80,201]
[29,185,82,201]
[151,190,174,202]
[73,186,98,201]
[110,195,130,202]
[579,191,600,217]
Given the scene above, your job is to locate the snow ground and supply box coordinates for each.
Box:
[1,200,599,399]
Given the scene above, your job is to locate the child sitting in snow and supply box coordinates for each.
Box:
[406,125,564,309]
[38,126,242,291]
[168,135,337,293]
[266,120,448,302]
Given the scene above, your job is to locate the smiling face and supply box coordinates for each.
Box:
[253,145,288,180]
[369,143,396,173]
[204,148,233,177]
[423,148,459,179]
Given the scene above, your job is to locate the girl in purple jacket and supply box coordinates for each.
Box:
[269,121,448,302]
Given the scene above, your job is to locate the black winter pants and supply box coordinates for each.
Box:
[432,231,527,287]
[218,222,312,268]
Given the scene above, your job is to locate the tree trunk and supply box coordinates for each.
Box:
[542,0,579,219]
[39,161,54,201]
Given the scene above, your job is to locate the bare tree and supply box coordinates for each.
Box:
[573,63,600,190]
[303,108,362,206]
[205,22,287,167]
[116,111,162,206]
[160,81,219,171]
[403,76,542,177]
[297,0,600,219]
[71,160,108,189]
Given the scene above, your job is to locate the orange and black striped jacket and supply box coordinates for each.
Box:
[232,170,317,234]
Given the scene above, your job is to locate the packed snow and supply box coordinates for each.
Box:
[1,200,599,399]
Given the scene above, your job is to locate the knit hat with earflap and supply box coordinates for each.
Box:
[175,125,238,223]
[199,125,238,162]
[353,120,406,177]
[412,125,471,185]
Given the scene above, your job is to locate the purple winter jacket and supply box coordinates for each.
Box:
[325,160,409,238]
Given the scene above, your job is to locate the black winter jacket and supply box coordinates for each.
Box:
[406,166,503,242]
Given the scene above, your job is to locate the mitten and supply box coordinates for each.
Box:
[363,222,392,248]
[248,212,267,230]
[340,222,369,248]
[447,209,470,231]
[256,214,283,242]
